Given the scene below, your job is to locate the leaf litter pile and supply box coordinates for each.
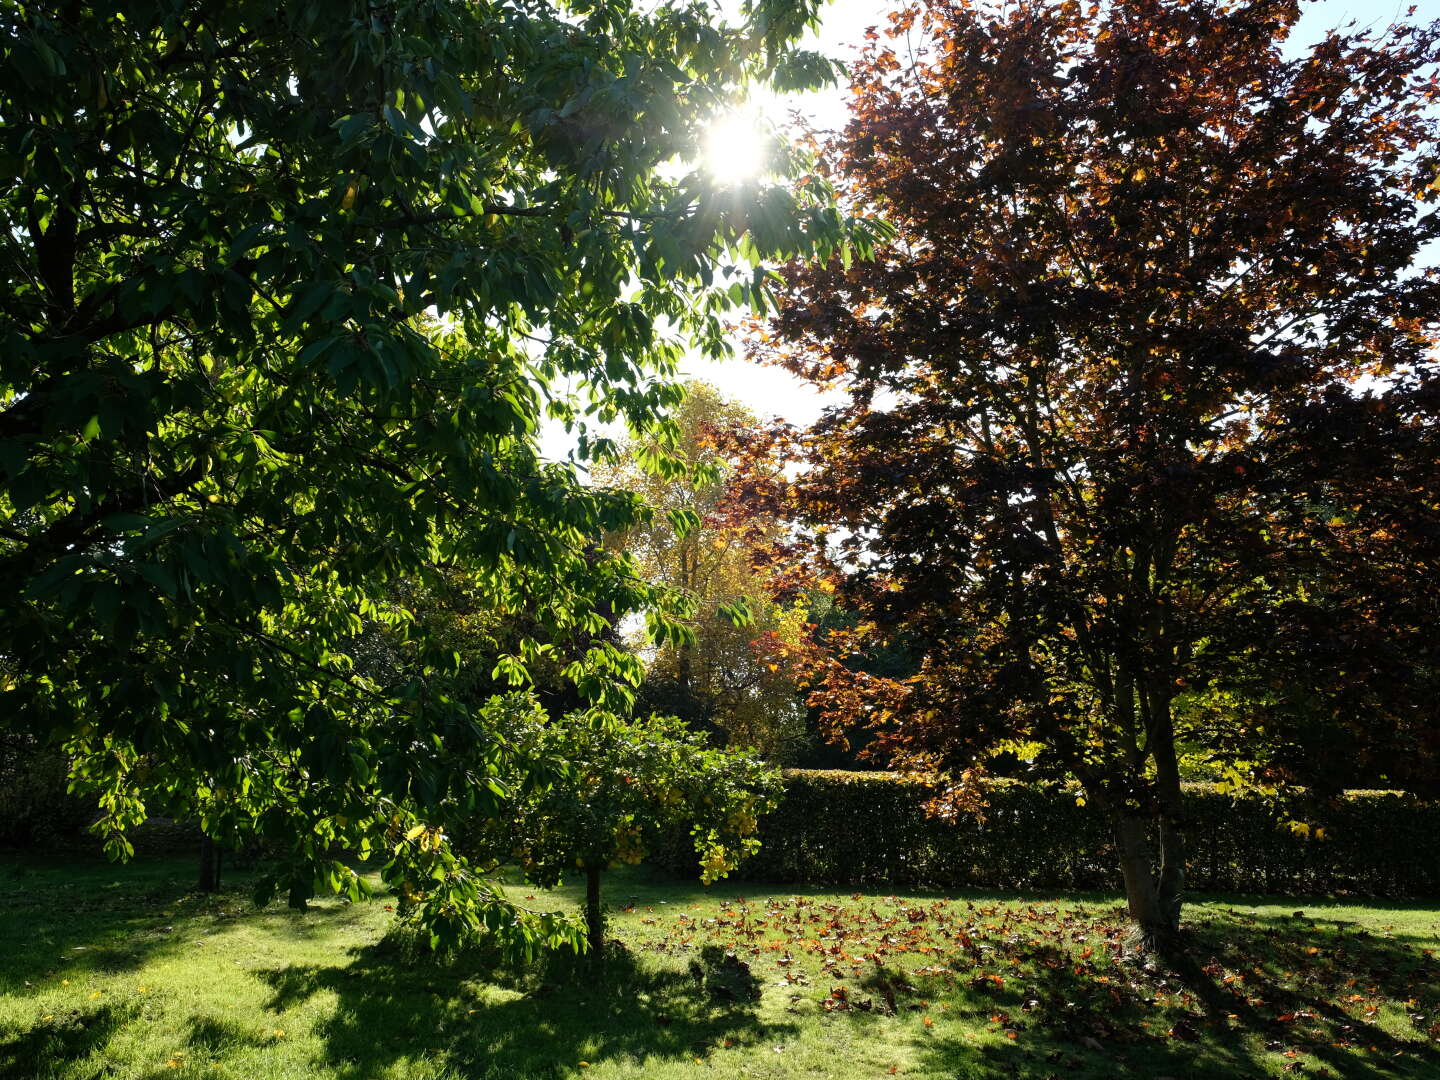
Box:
[620,893,1440,1074]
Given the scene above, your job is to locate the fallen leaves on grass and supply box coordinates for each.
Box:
[624,893,1440,1060]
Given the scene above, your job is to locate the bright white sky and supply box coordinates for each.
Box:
[543,0,1439,458]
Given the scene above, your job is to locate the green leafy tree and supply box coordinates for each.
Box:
[0,0,882,949]
[463,699,780,956]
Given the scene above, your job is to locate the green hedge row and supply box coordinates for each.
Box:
[687,770,1440,898]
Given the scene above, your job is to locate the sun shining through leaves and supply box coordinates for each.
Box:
[702,105,771,186]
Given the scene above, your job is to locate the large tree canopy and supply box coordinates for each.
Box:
[0,0,882,947]
[752,0,1440,946]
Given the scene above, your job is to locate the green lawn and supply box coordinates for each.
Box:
[2,856,1438,1079]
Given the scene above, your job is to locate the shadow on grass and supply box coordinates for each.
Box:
[259,938,793,1079]
[0,1003,136,1077]
[184,1013,278,1055]
[904,903,1440,1080]
[0,855,376,991]
[0,859,220,989]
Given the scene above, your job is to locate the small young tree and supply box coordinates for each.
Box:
[465,700,781,957]
[754,0,1440,949]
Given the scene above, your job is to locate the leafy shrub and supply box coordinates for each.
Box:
[683,771,1440,898]
[452,702,782,953]
[501,711,782,890]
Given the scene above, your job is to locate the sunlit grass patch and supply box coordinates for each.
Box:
[2,857,1438,1079]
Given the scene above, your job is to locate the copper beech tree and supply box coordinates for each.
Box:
[747,0,1440,948]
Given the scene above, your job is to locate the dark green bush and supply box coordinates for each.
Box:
[0,733,95,848]
[694,770,1440,898]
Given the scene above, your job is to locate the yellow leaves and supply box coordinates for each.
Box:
[340,181,357,210]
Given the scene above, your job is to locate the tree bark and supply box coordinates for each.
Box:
[1112,812,1177,951]
[197,834,221,892]
[1148,685,1187,932]
[585,865,604,959]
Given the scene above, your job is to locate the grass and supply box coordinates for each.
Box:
[1,855,1438,1079]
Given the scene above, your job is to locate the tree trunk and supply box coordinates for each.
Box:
[677,640,693,697]
[585,865,604,959]
[1149,688,1187,933]
[197,834,221,892]
[1112,812,1177,952]
[1156,812,1186,931]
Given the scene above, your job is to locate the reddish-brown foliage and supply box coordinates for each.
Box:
[744,0,1440,942]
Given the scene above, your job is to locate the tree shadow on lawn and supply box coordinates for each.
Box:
[0,1002,137,1078]
[259,938,794,1079]
[908,903,1440,1079]
[0,859,230,990]
[0,854,385,989]
[184,1012,285,1055]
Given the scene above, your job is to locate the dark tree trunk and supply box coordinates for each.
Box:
[677,640,693,698]
[585,865,604,959]
[197,834,221,892]
[1150,691,1187,931]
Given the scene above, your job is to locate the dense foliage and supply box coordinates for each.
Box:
[749,0,1440,945]
[598,381,811,761]
[458,699,781,954]
[0,0,884,949]
[669,771,1440,899]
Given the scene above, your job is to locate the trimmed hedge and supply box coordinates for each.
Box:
[694,770,1440,898]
